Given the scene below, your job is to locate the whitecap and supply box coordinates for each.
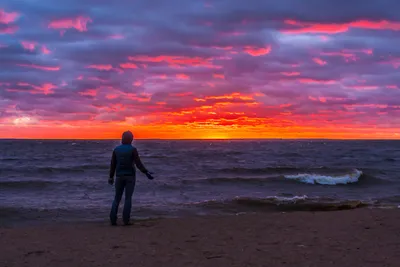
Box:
[284,169,362,185]
[270,195,308,202]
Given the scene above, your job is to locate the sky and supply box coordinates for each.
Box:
[1,0,400,139]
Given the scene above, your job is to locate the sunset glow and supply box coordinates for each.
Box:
[1,1,400,139]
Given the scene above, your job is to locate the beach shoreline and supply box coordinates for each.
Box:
[1,208,399,267]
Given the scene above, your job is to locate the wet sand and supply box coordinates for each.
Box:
[1,208,399,267]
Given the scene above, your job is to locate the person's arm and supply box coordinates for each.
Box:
[132,148,149,174]
[109,150,117,180]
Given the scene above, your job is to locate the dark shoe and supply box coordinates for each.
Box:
[110,221,117,226]
[123,221,132,226]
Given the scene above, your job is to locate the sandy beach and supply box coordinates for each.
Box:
[1,208,399,267]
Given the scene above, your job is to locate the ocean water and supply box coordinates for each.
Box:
[1,139,400,226]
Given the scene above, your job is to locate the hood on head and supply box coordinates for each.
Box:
[121,131,133,144]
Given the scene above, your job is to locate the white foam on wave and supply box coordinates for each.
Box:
[271,195,308,202]
[284,169,362,185]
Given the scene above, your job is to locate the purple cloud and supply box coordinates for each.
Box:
[0,0,400,135]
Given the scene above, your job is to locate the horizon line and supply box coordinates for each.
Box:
[1,137,400,141]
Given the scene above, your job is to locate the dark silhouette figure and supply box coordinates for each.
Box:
[108,131,154,225]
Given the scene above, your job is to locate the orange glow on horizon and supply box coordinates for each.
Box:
[2,89,399,141]
[1,123,399,140]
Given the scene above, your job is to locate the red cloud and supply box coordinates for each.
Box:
[176,74,190,80]
[320,49,373,62]
[0,9,20,24]
[170,92,193,97]
[243,46,272,56]
[48,16,92,32]
[133,81,142,86]
[213,74,225,79]
[283,19,400,34]
[309,96,327,103]
[21,41,36,51]
[41,45,51,54]
[194,93,257,104]
[299,78,336,84]
[281,72,300,76]
[321,51,357,61]
[363,49,373,55]
[17,64,60,71]
[119,62,138,69]
[313,57,327,66]
[10,83,56,95]
[87,64,113,71]
[352,20,400,31]
[35,83,57,95]
[128,55,219,68]
[79,89,98,97]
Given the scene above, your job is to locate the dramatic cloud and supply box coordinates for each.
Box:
[48,16,92,32]
[0,9,19,24]
[282,19,400,34]
[0,8,20,34]
[1,0,400,139]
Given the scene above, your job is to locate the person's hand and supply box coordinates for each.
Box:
[145,171,154,180]
[108,177,114,185]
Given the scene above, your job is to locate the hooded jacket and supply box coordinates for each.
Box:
[109,131,148,178]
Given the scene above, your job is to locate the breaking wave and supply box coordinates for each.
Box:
[284,169,363,185]
[180,168,368,186]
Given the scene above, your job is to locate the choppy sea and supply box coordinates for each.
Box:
[1,139,399,226]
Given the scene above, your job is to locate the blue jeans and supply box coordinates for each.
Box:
[109,176,136,224]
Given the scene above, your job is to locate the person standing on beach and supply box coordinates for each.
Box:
[108,130,154,226]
